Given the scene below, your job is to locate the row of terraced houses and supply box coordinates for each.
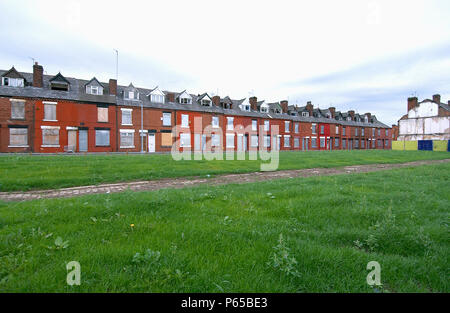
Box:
[0,63,394,154]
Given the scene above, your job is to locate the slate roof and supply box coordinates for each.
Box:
[0,69,115,104]
[0,68,391,128]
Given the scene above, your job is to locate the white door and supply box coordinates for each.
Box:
[194,134,201,151]
[148,134,155,153]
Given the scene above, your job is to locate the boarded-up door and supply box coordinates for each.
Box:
[79,130,88,152]
[68,130,77,151]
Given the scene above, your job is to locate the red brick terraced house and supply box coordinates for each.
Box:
[0,63,392,153]
[0,63,117,153]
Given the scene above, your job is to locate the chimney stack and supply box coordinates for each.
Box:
[348,110,355,119]
[108,79,117,95]
[328,107,335,118]
[407,97,418,112]
[280,100,288,113]
[364,112,371,122]
[32,62,43,88]
[306,101,313,116]
[166,92,175,103]
[432,94,441,103]
[212,95,220,106]
[249,96,258,111]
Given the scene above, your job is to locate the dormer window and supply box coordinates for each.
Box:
[261,107,268,113]
[1,67,26,87]
[87,85,103,95]
[148,87,166,103]
[302,112,309,117]
[50,72,70,91]
[347,116,351,121]
[180,97,191,104]
[85,77,104,95]
[2,77,24,87]
[202,99,211,106]
[151,94,165,103]
[125,91,139,100]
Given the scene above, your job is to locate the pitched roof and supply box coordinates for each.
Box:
[49,72,70,84]
[85,77,103,87]
[1,66,25,80]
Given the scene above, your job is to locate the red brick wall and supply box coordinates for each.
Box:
[0,96,34,152]
[34,99,117,153]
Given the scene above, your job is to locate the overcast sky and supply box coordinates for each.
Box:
[1,0,449,125]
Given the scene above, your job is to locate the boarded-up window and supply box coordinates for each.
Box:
[120,131,134,148]
[284,135,290,147]
[212,116,219,128]
[161,132,172,146]
[211,134,220,147]
[11,100,25,119]
[96,130,110,146]
[252,120,257,131]
[264,135,271,147]
[42,128,59,146]
[226,134,235,148]
[162,113,171,126]
[251,135,258,147]
[180,133,190,147]
[121,109,132,125]
[9,128,28,146]
[227,117,234,130]
[320,137,325,148]
[44,103,57,121]
[181,114,189,127]
[98,107,108,122]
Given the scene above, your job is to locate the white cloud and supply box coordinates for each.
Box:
[1,0,449,125]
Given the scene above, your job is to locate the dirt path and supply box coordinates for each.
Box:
[1,159,449,202]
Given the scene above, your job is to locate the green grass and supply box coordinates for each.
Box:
[0,150,448,192]
[0,163,448,292]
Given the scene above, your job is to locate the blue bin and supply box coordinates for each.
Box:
[418,140,433,151]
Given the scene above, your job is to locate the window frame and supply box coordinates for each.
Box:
[10,99,25,120]
[121,108,133,126]
[8,127,28,147]
[95,129,110,147]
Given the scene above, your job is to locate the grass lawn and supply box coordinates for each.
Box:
[0,163,448,292]
[0,150,449,192]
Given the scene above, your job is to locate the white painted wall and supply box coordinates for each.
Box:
[408,101,438,118]
[398,116,450,140]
